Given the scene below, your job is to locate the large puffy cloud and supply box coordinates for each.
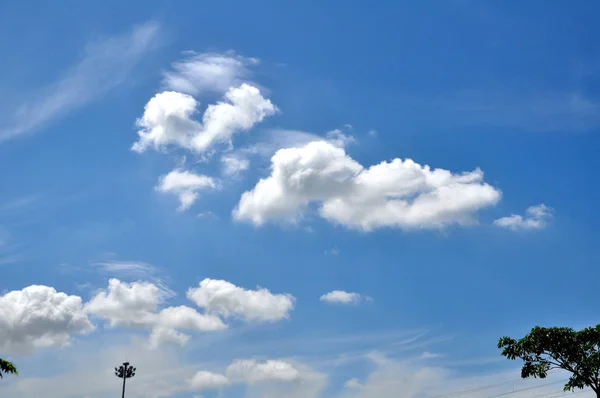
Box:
[187,278,295,322]
[162,52,257,96]
[0,285,94,353]
[84,279,162,327]
[234,140,501,230]
[155,169,217,211]
[131,84,277,154]
[494,203,553,231]
[85,279,226,347]
[226,359,301,384]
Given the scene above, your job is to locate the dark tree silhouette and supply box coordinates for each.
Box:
[0,359,18,378]
[499,325,600,397]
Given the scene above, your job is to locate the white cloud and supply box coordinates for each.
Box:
[238,128,356,161]
[85,279,226,347]
[131,91,201,152]
[0,338,200,398]
[326,129,356,148]
[345,378,363,388]
[221,154,250,176]
[94,260,157,277]
[162,51,258,96]
[0,285,94,353]
[188,370,230,391]
[192,84,277,152]
[226,359,301,384]
[320,290,365,305]
[149,326,190,348]
[132,83,277,154]
[155,169,217,211]
[494,203,553,231]
[0,21,160,142]
[91,260,172,294]
[234,140,501,230]
[84,278,162,327]
[419,351,441,359]
[187,278,295,322]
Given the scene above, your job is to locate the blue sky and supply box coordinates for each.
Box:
[0,1,598,397]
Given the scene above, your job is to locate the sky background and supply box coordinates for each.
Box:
[0,1,598,397]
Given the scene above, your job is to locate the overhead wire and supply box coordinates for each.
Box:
[430,369,564,398]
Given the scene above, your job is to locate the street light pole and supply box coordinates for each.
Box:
[121,363,127,398]
[115,361,136,398]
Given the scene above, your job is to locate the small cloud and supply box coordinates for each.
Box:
[324,246,340,256]
[197,211,218,220]
[494,203,553,231]
[155,169,218,211]
[326,129,356,148]
[221,154,250,177]
[226,359,301,384]
[344,378,363,388]
[367,129,378,137]
[419,351,442,359]
[320,290,368,305]
[188,370,230,391]
[187,278,295,322]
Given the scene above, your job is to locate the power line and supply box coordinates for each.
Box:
[481,380,567,398]
[530,388,593,398]
[431,369,564,398]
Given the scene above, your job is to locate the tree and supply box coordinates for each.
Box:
[0,358,18,379]
[498,325,600,397]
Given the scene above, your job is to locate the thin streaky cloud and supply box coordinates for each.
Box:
[407,88,600,132]
[0,21,161,142]
[91,259,176,298]
[162,51,259,96]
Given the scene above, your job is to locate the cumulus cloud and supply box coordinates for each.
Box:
[320,290,365,305]
[188,370,230,391]
[0,285,94,353]
[234,140,501,230]
[131,84,277,154]
[162,51,258,96]
[85,279,226,347]
[494,203,553,231]
[226,359,301,384]
[187,278,295,322]
[155,169,217,211]
[131,91,200,152]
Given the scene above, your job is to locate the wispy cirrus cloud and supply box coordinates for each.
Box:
[162,51,259,96]
[406,88,600,133]
[0,21,161,142]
